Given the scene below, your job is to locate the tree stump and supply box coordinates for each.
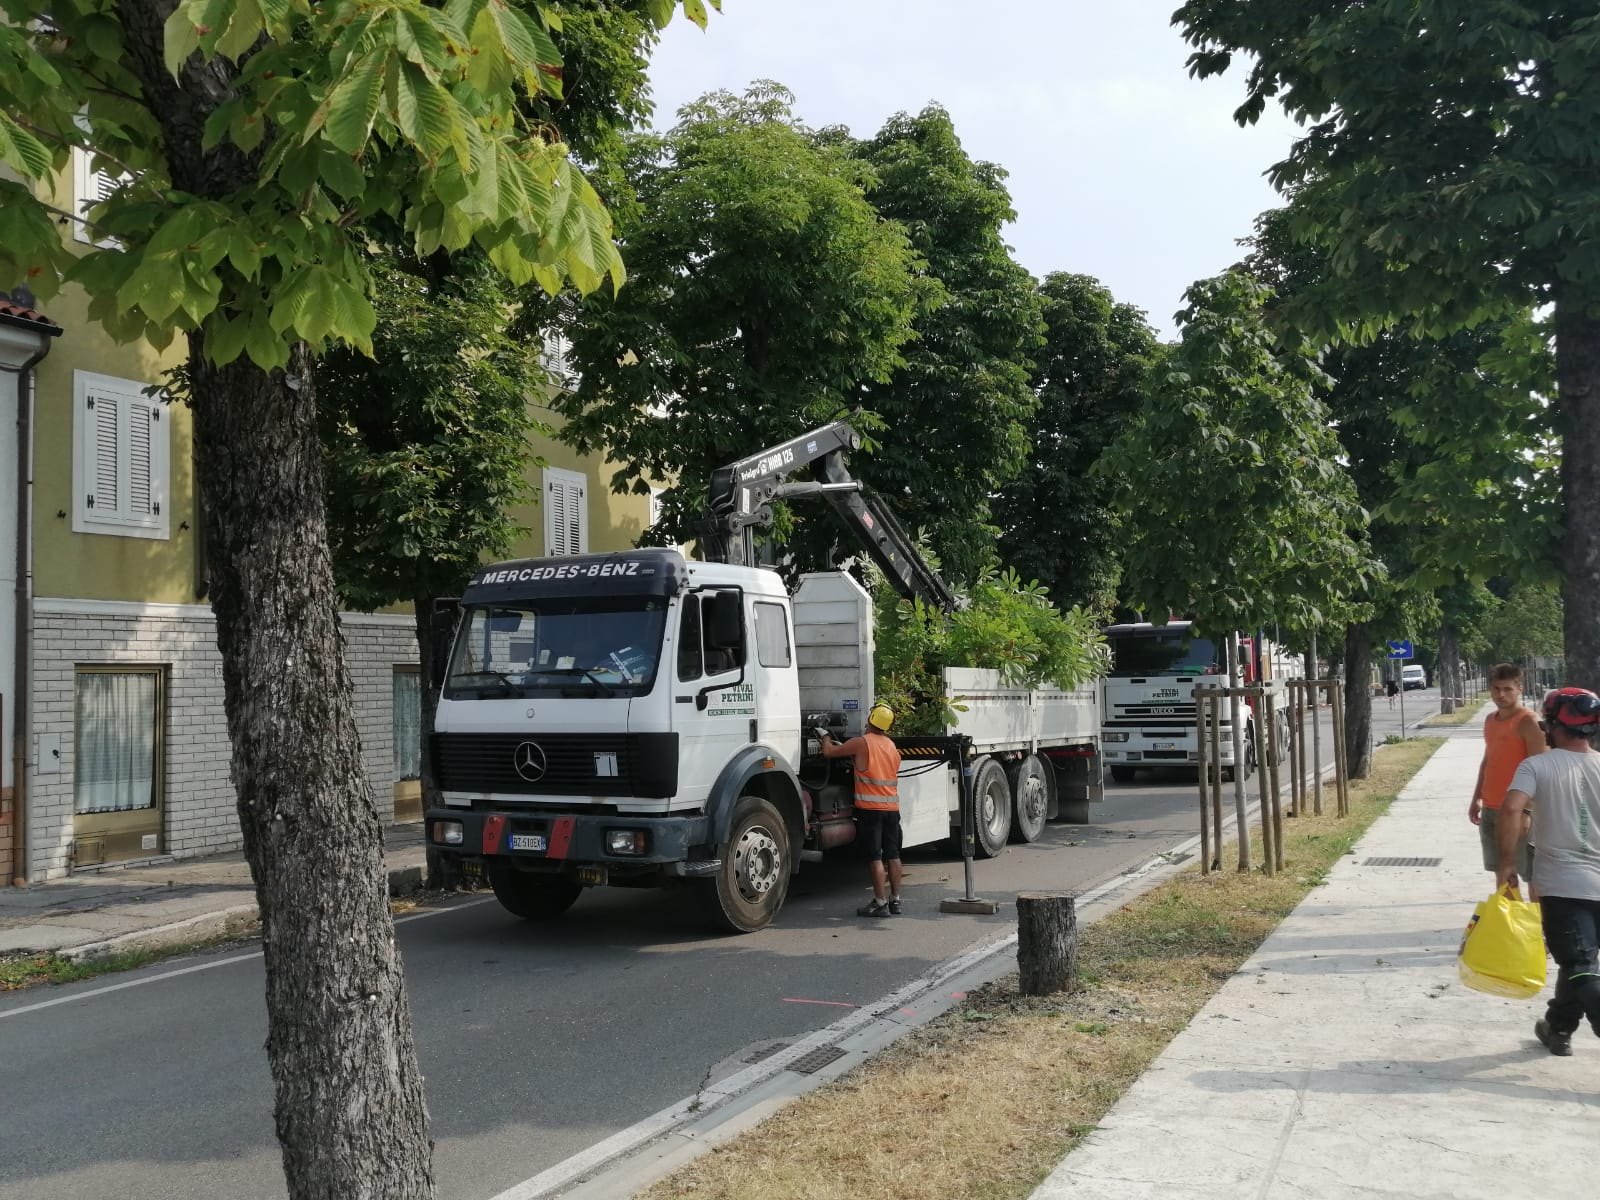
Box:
[1017,891,1078,995]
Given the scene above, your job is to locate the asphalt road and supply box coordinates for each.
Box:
[0,697,1440,1200]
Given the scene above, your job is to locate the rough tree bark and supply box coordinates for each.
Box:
[1017,892,1078,995]
[1437,626,1462,714]
[1557,302,1600,695]
[189,346,435,1199]
[120,3,437,1194]
[1342,622,1373,780]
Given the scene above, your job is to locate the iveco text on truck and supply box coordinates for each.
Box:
[425,422,1102,932]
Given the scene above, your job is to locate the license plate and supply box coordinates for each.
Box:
[1152,742,1176,751]
[509,833,547,851]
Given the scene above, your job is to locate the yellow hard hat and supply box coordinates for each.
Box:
[868,702,895,731]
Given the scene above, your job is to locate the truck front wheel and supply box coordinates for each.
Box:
[701,796,791,934]
[488,864,584,921]
[973,759,1013,858]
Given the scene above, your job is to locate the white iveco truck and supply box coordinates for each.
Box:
[1099,621,1297,784]
[426,422,1102,932]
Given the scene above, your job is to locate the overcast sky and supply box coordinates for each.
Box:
[642,0,1303,338]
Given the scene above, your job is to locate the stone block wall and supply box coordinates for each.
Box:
[28,599,418,881]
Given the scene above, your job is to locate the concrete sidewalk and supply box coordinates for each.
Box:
[0,823,428,961]
[1031,718,1595,1200]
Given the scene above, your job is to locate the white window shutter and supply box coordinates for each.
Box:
[73,146,121,247]
[73,371,170,540]
[86,390,120,517]
[543,467,588,556]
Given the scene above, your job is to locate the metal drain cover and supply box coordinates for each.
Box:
[786,1045,848,1075]
[743,1041,789,1065]
[1363,857,1442,867]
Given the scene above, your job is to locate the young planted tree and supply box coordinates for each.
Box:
[1175,0,1600,691]
[993,272,1159,613]
[553,83,925,547]
[0,1,710,1195]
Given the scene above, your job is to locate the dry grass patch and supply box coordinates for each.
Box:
[1419,704,1487,727]
[639,738,1442,1200]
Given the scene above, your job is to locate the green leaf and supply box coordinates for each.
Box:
[0,115,53,180]
[324,51,386,155]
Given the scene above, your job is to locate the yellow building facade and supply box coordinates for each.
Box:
[2,159,656,883]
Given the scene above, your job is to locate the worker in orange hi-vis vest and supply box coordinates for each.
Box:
[820,702,905,917]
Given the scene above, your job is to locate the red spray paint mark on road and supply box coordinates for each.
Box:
[950,991,967,1000]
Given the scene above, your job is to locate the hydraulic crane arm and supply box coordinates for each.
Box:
[699,420,958,611]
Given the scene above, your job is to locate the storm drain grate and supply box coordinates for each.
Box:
[743,1042,790,1065]
[787,1045,848,1076]
[1363,857,1442,867]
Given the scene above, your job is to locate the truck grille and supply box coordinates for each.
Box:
[1116,704,1197,719]
[433,732,679,798]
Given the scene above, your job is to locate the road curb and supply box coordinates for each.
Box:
[55,862,426,963]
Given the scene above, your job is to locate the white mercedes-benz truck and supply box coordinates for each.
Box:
[425,423,1102,932]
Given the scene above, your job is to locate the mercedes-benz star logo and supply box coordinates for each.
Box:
[513,740,547,783]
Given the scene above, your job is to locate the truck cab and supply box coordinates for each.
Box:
[429,549,809,932]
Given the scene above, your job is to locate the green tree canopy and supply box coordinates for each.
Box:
[552,82,925,548]
[1174,0,1600,690]
[993,272,1158,613]
[837,106,1045,583]
[1479,580,1565,667]
[1099,271,1378,635]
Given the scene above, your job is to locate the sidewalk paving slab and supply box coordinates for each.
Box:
[1030,722,1596,1200]
[0,822,428,960]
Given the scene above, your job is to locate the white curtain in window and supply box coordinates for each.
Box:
[393,671,422,781]
[74,671,158,814]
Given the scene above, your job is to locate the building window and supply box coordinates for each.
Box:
[72,143,125,248]
[543,466,588,556]
[392,668,421,782]
[74,670,161,815]
[539,332,577,389]
[72,370,170,540]
[649,487,665,529]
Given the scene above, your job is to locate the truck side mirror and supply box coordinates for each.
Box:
[705,590,743,651]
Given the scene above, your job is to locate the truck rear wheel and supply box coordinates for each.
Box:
[972,759,1012,857]
[488,864,583,921]
[701,796,790,934]
[1008,754,1051,843]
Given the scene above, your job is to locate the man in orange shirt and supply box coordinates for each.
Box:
[820,702,904,918]
[1469,663,1544,882]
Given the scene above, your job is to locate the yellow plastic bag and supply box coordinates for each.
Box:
[1458,884,1547,999]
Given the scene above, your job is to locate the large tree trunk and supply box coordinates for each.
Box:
[1342,622,1373,779]
[1558,302,1600,692]
[415,597,454,890]
[190,345,435,1200]
[118,5,437,1192]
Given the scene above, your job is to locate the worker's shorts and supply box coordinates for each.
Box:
[1479,807,1534,878]
[856,809,902,862]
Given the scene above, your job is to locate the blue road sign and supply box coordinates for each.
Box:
[1386,639,1413,660]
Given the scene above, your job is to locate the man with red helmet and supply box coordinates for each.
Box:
[1497,687,1600,1056]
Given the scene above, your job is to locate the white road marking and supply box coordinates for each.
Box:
[0,896,496,1021]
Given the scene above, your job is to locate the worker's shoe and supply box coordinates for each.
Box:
[1535,1018,1573,1056]
[887,896,903,915]
[857,899,892,918]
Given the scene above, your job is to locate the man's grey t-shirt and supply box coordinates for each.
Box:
[1510,748,1600,900]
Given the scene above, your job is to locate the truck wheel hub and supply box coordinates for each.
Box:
[734,826,781,899]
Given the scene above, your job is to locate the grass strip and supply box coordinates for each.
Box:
[639,737,1444,1200]
[0,947,164,990]
[1418,703,1486,727]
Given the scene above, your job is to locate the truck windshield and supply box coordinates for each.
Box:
[445,596,668,699]
[1109,632,1220,677]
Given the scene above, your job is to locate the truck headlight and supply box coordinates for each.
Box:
[431,820,464,846]
[1103,732,1129,743]
[606,829,649,856]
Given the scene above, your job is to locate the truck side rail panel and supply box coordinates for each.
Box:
[942,666,1100,753]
